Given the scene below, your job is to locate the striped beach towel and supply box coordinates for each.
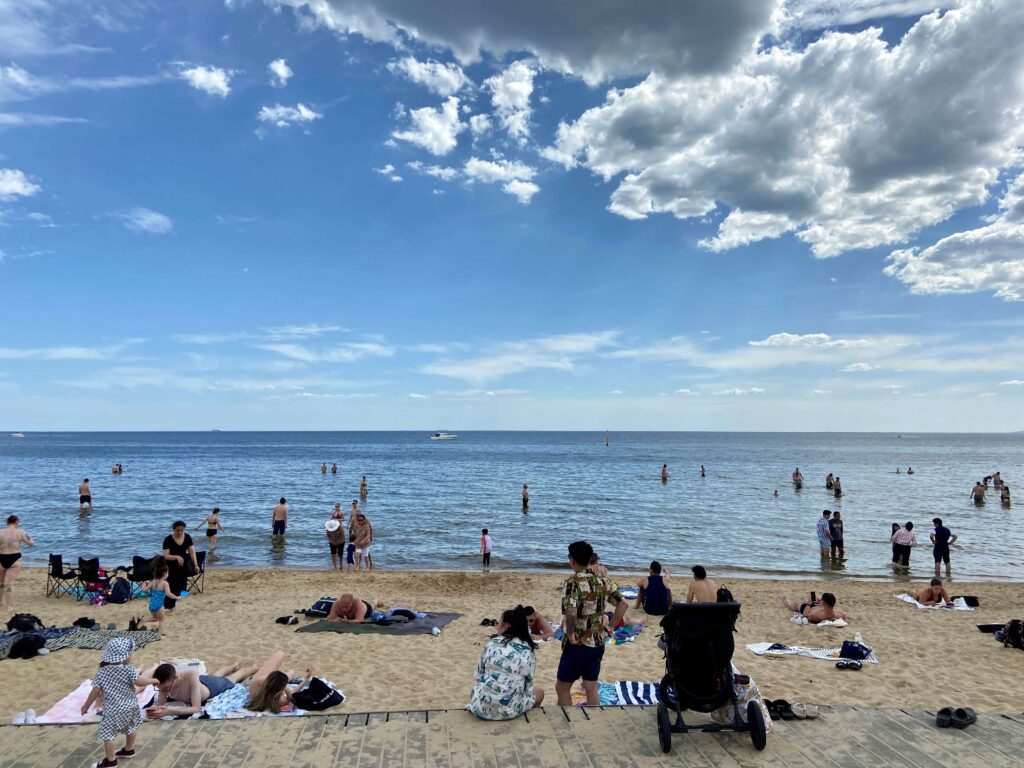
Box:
[615,680,660,706]
[747,641,879,664]
[45,628,159,652]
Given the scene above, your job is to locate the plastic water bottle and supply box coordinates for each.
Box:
[431,627,441,637]
[854,632,863,644]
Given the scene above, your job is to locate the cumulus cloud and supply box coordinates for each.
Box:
[373,163,403,182]
[483,60,535,143]
[407,392,429,399]
[0,168,40,200]
[842,362,879,372]
[468,113,492,138]
[780,0,958,30]
[543,1,1024,258]
[257,103,323,129]
[885,172,1024,301]
[999,379,1024,386]
[749,332,870,349]
[178,64,233,97]
[116,207,173,234]
[406,161,459,181]
[391,96,463,155]
[268,58,293,87]
[258,0,775,84]
[675,388,698,396]
[463,157,540,204]
[387,56,469,96]
[714,387,766,396]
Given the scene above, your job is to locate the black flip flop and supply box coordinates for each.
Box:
[952,707,977,728]
[936,707,954,727]
[836,659,863,671]
[774,699,796,720]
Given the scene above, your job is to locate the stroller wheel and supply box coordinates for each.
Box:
[658,674,675,706]
[747,700,767,751]
[657,703,672,753]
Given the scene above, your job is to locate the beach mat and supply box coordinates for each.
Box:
[296,612,460,635]
[896,593,973,611]
[37,679,156,725]
[45,627,159,652]
[747,641,880,664]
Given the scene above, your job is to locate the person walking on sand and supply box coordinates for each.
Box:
[195,508,226,553]
[79,478,93,510]
[891,521,917,570]
[272,498,288,538]
[556,540,626,707]
[829,511,845,558]
[481,528,493,571]
[930,517,958,578]
[353,512,373,570]
[360,475,368,498]
[522,484,529,510]
[0,515,34,609]
[971,481,986,505]
[816,510,833,556]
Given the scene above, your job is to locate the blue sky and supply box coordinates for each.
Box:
[1,0,1023,431]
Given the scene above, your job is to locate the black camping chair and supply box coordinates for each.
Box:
[126,555,154,585]
[45,554,79,599]
[186,550,206,595]
[655,602,767,753]
[76,557,109,602]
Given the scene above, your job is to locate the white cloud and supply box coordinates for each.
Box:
[257,342,394,363]
[842,362,880,372]
[0,168,40,200]
[812,389,831,395]
[387,57,469,96]
[780,0,958,30]
[26,211,55,226]
[999,379,1024,386]
[714,387,766,396]
[885,172,1024,301]
[979,391,997,397]
[407,161,459,181]
[542,1,1024,258]
[675,388,698,396]
[178,65,233,97]
[268,58,293,87]
[373,163,403,182]
[463,157,540,204]
[468,113,492,138]
[257,103,323,129]
[422,331,619,384]
[262,323,346,339]
[408,392,429,399]
[116,207,173,234]
[608,389,623,395]
[391,96,463,155]
[483,60,535,144]
[503,179,540,205]
[0,112,86,127]
[0,343,126,361]
[749,332,870,349]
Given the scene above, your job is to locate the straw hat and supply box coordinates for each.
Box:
[101,637,135,664]
[325,519,341,532]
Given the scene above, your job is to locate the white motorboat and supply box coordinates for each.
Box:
[9,433,25,438]
[429,432,458,441]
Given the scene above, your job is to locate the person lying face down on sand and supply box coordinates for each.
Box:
[145,661,259,718]
[782,592,847,623]
[327,593,373,623]
[523,606,555,640]
[912,578,953,606]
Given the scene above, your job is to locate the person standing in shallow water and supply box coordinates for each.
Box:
[700,465,706,478]
[833,476,843,498]
[661,464,668,481]
[522,484,529,510]
[360,476,368,498]
[79,478,93,510]
[331,463,337,475]
[829,511,845,558]
[826,473,834,489]
[272,498,288,538]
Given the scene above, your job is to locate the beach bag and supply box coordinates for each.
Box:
[291,677,344,711]
[107,577,132,605]
[6,614,43,632]
[716,586,735,603]
[952,595,980,608]
[8,633,45,659]
[305,597,336,617]
[839,640,872,660]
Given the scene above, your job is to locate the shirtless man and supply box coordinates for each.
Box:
[321,463,327,474]
[78,478,92,510]
[661,464,668,481]
[352,513,373,570]
[686,565,717,603]
[523,606,555,640]
[146,661,258,718]
[970,482,986,504]
[0,515,34,608]
[327,593,373,623]
[522,484,529,510]
[782,592,847,623]
[360,475,368,497]
[912,578,953,607]
[792,468,803,489]
[271,497,288,537]
[331,463,338,474]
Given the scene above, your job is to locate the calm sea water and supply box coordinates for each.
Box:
[1,432,1021,581]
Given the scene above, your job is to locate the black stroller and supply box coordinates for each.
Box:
[655,602,767,753]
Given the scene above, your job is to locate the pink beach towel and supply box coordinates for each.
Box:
[37,679,155,725]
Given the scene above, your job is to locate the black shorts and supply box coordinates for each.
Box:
[482,552,491,566]
[933,547,950,564]
[831,539,844,548]
[80,495,91,504]
[556,643,605,683]
[329,543,340,555]
[272,520,286,535]
[206,529,217,538]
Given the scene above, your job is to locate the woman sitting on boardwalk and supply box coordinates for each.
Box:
[467,605,544,720]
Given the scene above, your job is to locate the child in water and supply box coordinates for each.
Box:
[142,564,182,638]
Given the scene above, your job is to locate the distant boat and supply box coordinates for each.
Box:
[9,433,25,438]
[211,429,223,432]
[430,432,458,441]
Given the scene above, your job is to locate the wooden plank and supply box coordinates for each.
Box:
[539,707,596,768]
[846,709,946,768]
[400,721,430,768]
[423,723,453,768]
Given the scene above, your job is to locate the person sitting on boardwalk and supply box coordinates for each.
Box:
[467,605,544,720]
[523,606,556,640]
[782,592,847,623]
[327,593,373,623]
[146,661,259,718]
[686,565,718,603]
[635,560,672,615]
[912,579,952,607]
[245,650,314,714]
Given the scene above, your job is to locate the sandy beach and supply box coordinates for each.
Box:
[2,567,1022,722]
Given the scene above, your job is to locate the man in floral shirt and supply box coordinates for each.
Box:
[556,540,628,706]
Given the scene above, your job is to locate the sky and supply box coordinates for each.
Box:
[1,0,1023,432]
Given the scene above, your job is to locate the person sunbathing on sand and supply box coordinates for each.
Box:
[327,593,373,623]
[523,605,555,640]
[245,650,315,714]
[782,592,847,623]
[912,578,952,607]
[145,661,259,717]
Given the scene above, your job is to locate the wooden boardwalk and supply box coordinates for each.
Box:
[1,705,1022,768]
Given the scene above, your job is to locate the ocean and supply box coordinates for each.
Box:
[2,431,1021,581]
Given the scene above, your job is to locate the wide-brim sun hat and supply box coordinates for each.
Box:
[325,519,341,532]
[101,637,135,664]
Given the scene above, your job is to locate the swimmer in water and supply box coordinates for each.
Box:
[522,484,529,510]
[360,475,368,498]
[825,473,834,489]
[331,463,338,474]
[700,465,706,478]
[792,468,803,489]
[833,476,842,498]
[661,464,668,481]
[321,463,327,474]
[907,467,914,475]
[773,489,779,498]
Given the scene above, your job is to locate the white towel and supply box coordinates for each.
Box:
[896,594,973,611]
[747,642,879,664]
[790,613,848,627]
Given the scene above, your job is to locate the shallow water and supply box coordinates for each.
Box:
[2,431,1020,581]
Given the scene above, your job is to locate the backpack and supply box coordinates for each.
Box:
[8,633,46,659]
[304,597,336,617]
[6,614,43,632]
[716,586,735,603]
[1003,619,1024,651]
[291,677,345,711]
[107,577,132,605]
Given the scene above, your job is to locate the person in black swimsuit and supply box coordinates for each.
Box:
[162,521,197,611]
[0,515,35,609]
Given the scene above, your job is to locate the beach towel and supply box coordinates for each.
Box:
[296,612,460,636]
[618,587,639,600]
[35,679,155,725]
[0,627,75,661]
[571,682,622,706]
[747,642,879,664]
[790,614,848,627]
[614,680,660,706]
[896,594,973,611]
[553,623,645,644]
[45,627,159,652]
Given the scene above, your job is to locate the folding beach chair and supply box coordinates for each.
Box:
[126,555,154,585]
[186,550,206,594]
[45,554,79,599]
[76,557,109,602]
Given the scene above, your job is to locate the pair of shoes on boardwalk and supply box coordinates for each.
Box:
[936,706,977,728]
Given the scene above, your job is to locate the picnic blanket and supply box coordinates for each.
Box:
[36,679,156,724]
[0,627,75,661]
[45,628,159,652]
[747,641,880,664]
[790,613,848,627]
[296,612,460,636]
[896,593,973,611]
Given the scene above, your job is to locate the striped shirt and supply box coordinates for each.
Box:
[892,528,917,546]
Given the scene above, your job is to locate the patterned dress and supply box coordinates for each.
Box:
[92,664,142,740]
[467,637,537,720]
